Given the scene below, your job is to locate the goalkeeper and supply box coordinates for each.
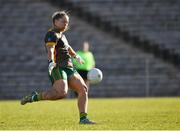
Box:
[21,11,95,124]
[73,41,95,88]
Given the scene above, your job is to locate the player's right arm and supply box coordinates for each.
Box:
[44,31,57,74]
[46,45,55,62]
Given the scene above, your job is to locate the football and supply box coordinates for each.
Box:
[87,68,103,84]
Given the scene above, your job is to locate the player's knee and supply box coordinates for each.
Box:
[57,92,67,99]
[56,89,68,99]
[78,85,88,97]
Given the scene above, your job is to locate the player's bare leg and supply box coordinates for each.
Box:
[84,80,90,89]
[21,79,68,105]
[42,79,68,100]
[68,73,95,124]
[68,73,88,113]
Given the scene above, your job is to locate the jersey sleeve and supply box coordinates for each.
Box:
[44,31,57,46]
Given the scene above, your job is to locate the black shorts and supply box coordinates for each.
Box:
[77,70,88,80]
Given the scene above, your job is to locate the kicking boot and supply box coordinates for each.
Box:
[20,91,38,105]
[79,118,96,124]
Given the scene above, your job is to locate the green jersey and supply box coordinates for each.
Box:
[73,50,95,71]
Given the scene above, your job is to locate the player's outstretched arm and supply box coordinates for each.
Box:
[68,47,84,64]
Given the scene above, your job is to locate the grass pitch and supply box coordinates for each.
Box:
[0,97,180,130]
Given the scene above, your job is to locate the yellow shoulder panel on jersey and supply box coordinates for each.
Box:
[46,42,56,46]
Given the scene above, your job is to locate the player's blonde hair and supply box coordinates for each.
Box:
[52,11,69,25]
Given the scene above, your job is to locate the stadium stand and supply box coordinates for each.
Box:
[63,0,180,67]
[0,0,180,99]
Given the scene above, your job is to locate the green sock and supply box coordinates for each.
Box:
[80,112,87,121]
[32,92,42,102]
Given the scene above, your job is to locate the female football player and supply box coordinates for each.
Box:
[21,11,95,124]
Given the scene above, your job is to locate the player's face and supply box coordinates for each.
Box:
[55,15,69,32]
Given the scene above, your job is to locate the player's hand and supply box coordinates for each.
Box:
[75,55,84,64]
[48,60,56,75]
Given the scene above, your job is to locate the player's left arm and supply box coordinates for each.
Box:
[63,34,84,64]
[68,46,76,58]
[68,46,84,64]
